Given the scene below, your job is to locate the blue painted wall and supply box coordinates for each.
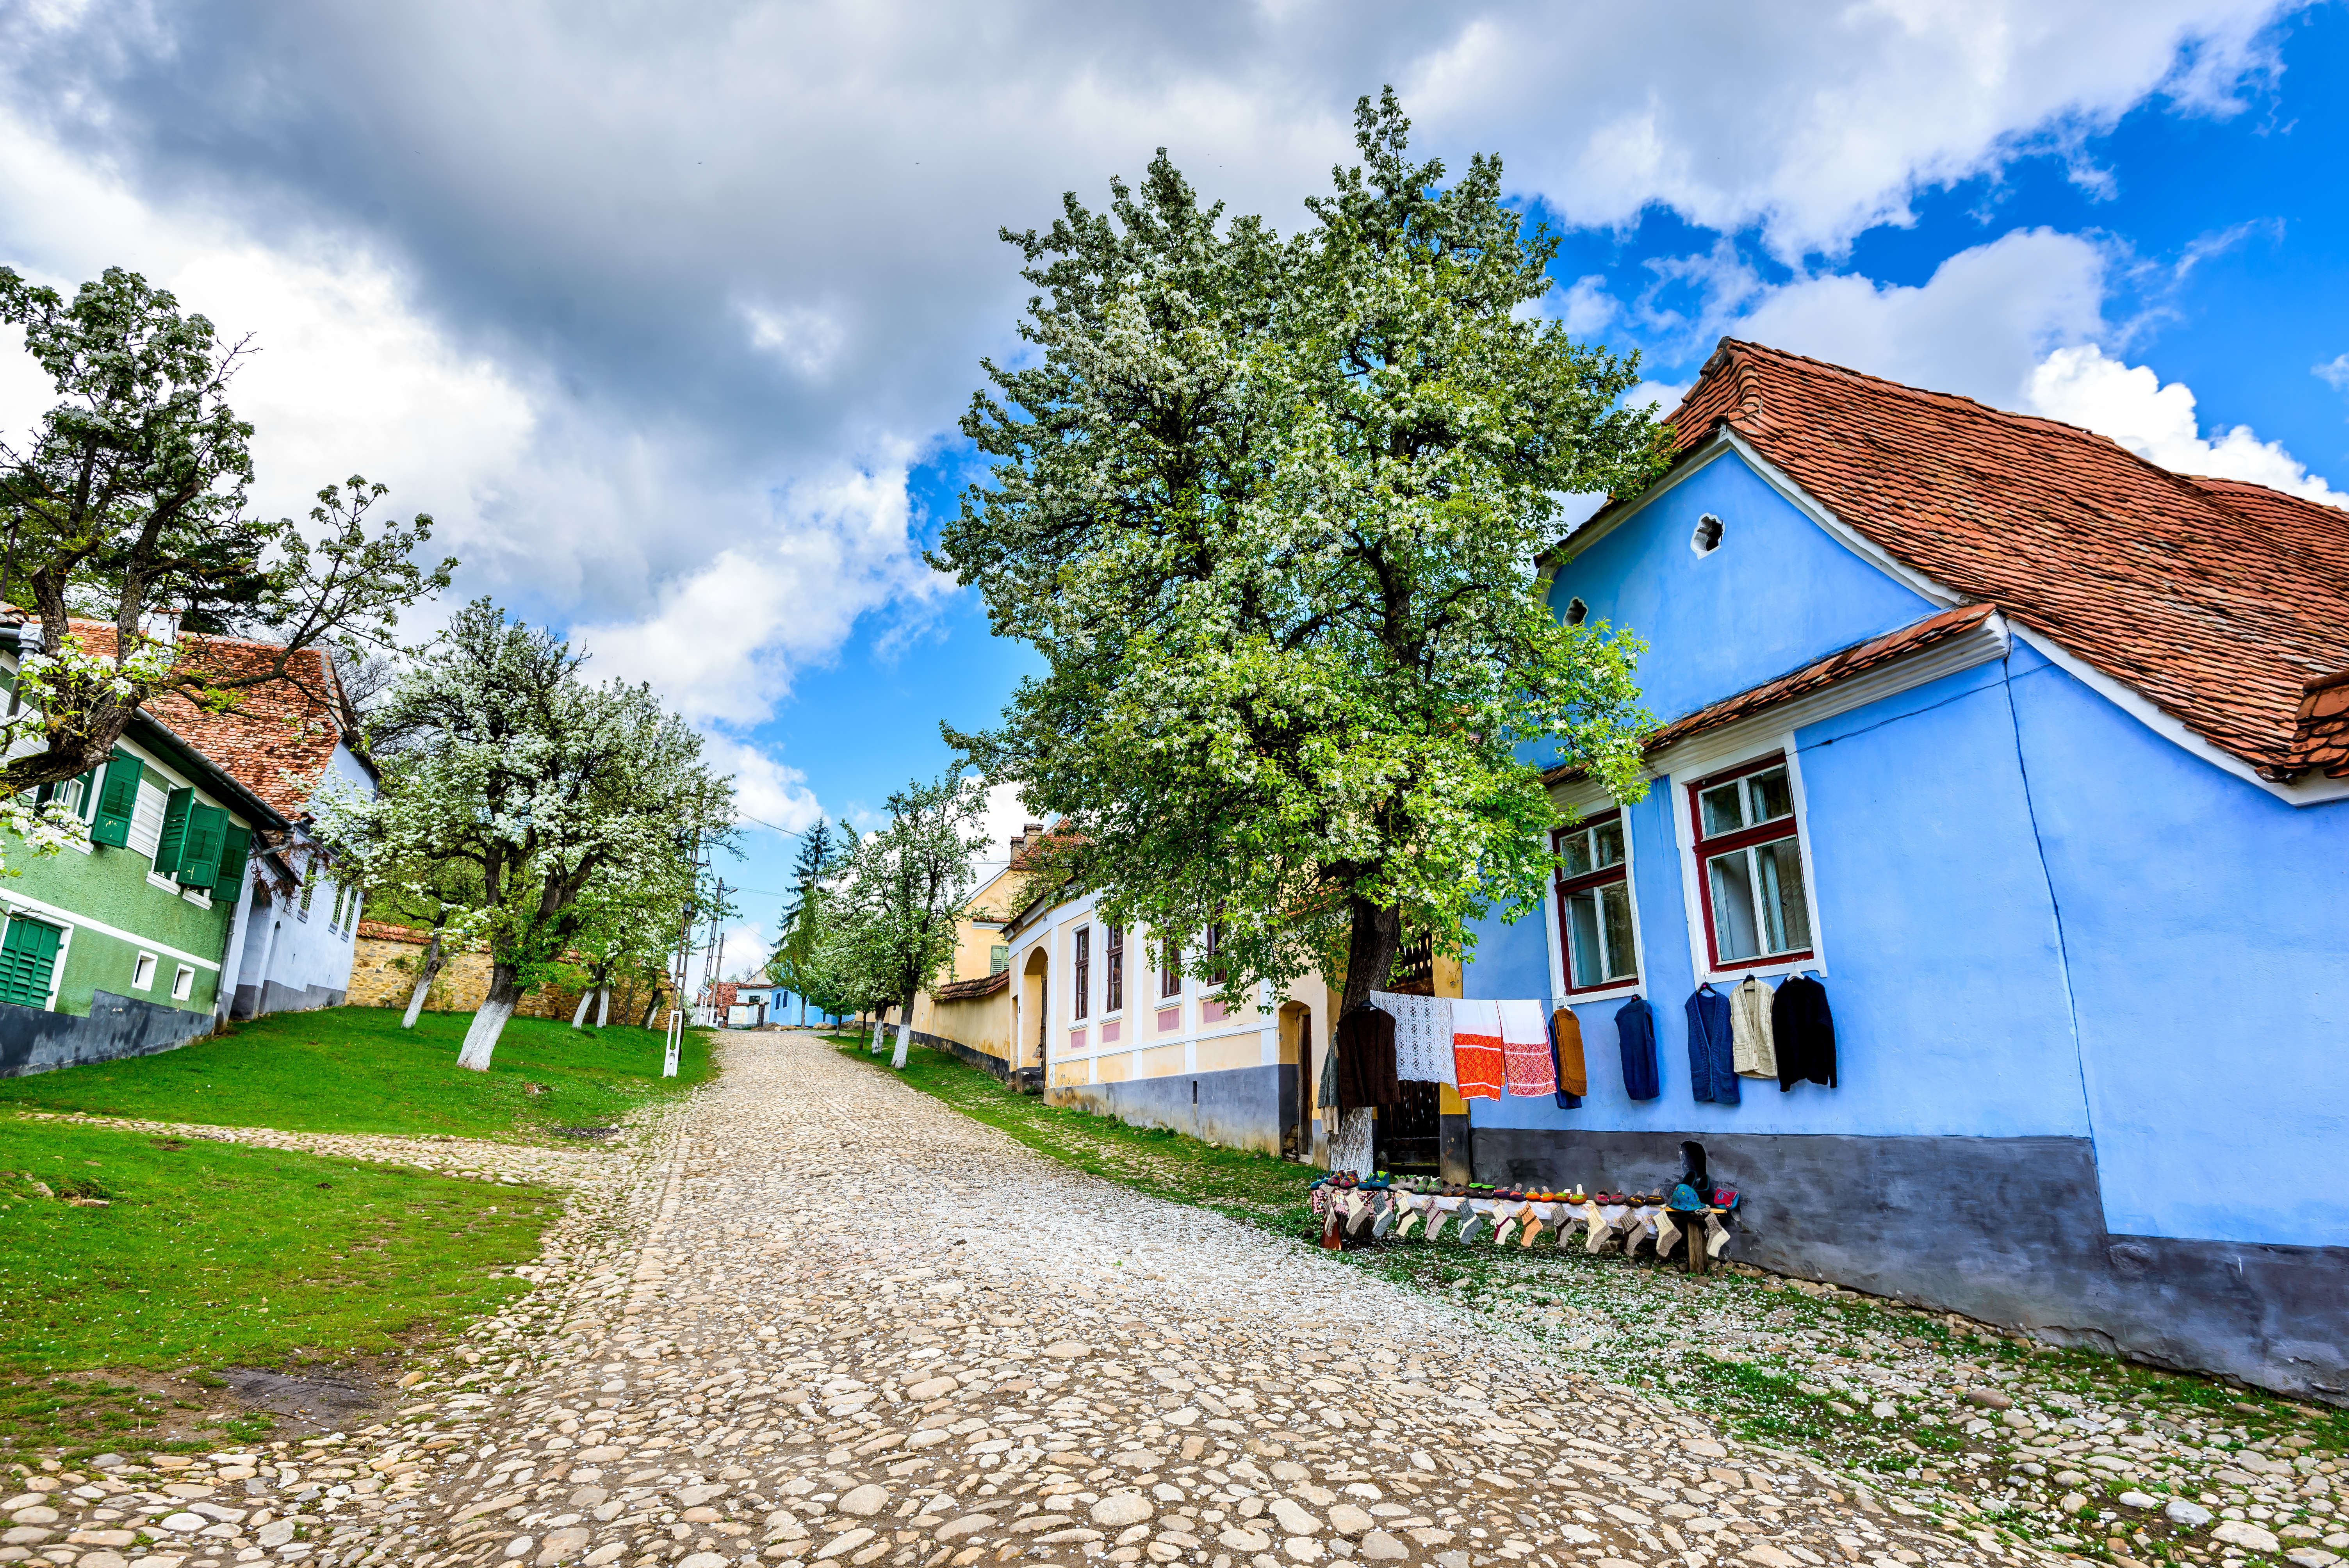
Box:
[2005,647,2349,1247]
[1549,451,1934,728]
[1465,446,2349,1249]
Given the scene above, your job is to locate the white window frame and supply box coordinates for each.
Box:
[132,952,158,991]
[171,964,196,1001]
[1669,732,1830,984]
[1548,809,1646,1007]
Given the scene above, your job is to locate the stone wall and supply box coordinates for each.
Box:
[349,925,669,1026]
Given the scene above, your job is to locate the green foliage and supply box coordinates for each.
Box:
[0,1118,554,1458]
[318,600,734,1066]
[819,773,994,1049]
[767,822,856,1020]
[0,1005,713,1139]
[0,265,454,796]
[936,91,1666,1007]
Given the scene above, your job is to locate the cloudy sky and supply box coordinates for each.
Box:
[4,0,2345,970]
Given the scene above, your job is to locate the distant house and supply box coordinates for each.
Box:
[1454,340,2348,1398]
[0,622,291,1074]
[63,621,379,1021]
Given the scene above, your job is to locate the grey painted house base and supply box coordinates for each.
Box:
[230,979,348,1021]
[0,990,214,1078]
[891,1027,1014,1084]
[1050,1063,1286,1156]
[1475,1127,2349,1404]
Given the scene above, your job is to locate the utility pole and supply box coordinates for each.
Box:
[665,832,704,1079]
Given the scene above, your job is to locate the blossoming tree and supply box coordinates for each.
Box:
[936,91,1667,1014]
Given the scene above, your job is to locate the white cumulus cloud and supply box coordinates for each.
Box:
[2026,343,2346,505]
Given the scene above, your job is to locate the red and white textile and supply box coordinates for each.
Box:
[1498,999,1557,1097]
[1449,998,1505,1100]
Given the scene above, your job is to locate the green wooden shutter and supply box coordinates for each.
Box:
[176,804,226,889]
[90,750,142,848]
[155,788,192,876]
[216,825,251,892]
[0,917,63,1009]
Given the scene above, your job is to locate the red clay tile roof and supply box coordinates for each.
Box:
[708,981,739,1011]
[356,919,430,945]
[1646,340,2349,782]
[61,619,348,816]
[2294,671,2349,780]
[933,969,1009,1001]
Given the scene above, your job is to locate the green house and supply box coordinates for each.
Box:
[0,707,288,1076]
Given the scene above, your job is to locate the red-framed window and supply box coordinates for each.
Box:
[1555,811,1638,993]
[1160,937,1182,999]
[1687,753,1815,971]
[1105,924,1124,1013]
[1073,925,1091,1019]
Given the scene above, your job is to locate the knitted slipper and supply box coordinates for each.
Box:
[1371,1195,1399,1240]
[1455,1207,1490,1244]
[1492,1207,1523,1247]
[1518,1209,1548,1248]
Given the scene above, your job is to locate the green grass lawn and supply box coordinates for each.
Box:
[0,1117,555,1458]
[0,1006,714,1141]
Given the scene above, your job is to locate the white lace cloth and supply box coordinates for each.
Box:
[1370,989,1455,1085]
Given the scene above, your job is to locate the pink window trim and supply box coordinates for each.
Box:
[1101,1019,1121,1044]
[1201,999,1230,1024]
[1068,1026,1087,1051]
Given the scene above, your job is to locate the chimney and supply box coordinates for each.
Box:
[141,606,182,645]
[1008,833,1026,863]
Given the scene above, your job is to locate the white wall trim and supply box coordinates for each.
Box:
[2006,627,2349,808]
[2,893,221,972]
[1666,732,1832,985]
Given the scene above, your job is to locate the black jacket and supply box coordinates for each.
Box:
[1771,975,1837,1090]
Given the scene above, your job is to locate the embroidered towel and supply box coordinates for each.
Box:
[1498,999,1558,1097]
[1450,997,1505,1101]
[1371,989,1456,1086]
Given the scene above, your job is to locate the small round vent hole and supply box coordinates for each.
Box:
[1691,514,1724,555]
[1565,597,1589,626]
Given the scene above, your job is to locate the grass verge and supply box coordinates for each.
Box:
[0,1117,555,1459]
[0,1005,713,1141]
[842,1037,2347,1565]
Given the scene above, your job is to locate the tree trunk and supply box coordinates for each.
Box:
[401,928,447,1030]
[640,988,664,1029]
[1339,892,1403,1015]
[869,1016,885,1053]
[892,994,916,1069]
[570,988,593,1028]
[458,962,525,1071]
[595,985,611,1027]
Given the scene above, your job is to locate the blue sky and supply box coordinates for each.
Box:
[2,0,2344,968]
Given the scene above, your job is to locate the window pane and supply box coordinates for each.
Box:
[1747,767,1794,824]
[1707,850,1762,962]
[1566,888,1603,988]
[1699,782,1745,837]
[1754,834,1813,954]
[1599,879,1637,981]
[1593,820,1624,869]
[1559,830,1593,878]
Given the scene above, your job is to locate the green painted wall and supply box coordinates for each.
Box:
[1,759,239,1019]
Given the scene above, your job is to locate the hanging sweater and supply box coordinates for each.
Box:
[1550,1006,1589,1099]
[1731,975,1779,1079]
[1334,1005,1400,1112]
[1685,985,1740,1105]
[1772,975,1838,1090]
[1614,996,1659,1100]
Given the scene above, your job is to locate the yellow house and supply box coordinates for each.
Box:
[909,822,1470,1177]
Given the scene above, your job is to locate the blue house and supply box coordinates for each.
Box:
[1459,340,2349,1400]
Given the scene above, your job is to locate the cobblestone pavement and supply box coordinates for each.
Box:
[13,1110,611,1187]
[5,1032,2033,1568]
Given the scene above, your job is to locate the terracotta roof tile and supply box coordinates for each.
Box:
[2292,671,2349,779]
[64,619,348,816]
[1640,340,2349,781]
[934,969,1010,1001]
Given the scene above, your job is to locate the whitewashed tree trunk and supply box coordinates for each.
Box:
[595,986,611,1027]
[457,1000,514,1070]
[891,1019,911,1069]
[870,1018,885,1053]
[570,989,593,1028]
[457,963,524,1071]
[401,976,432,1030]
